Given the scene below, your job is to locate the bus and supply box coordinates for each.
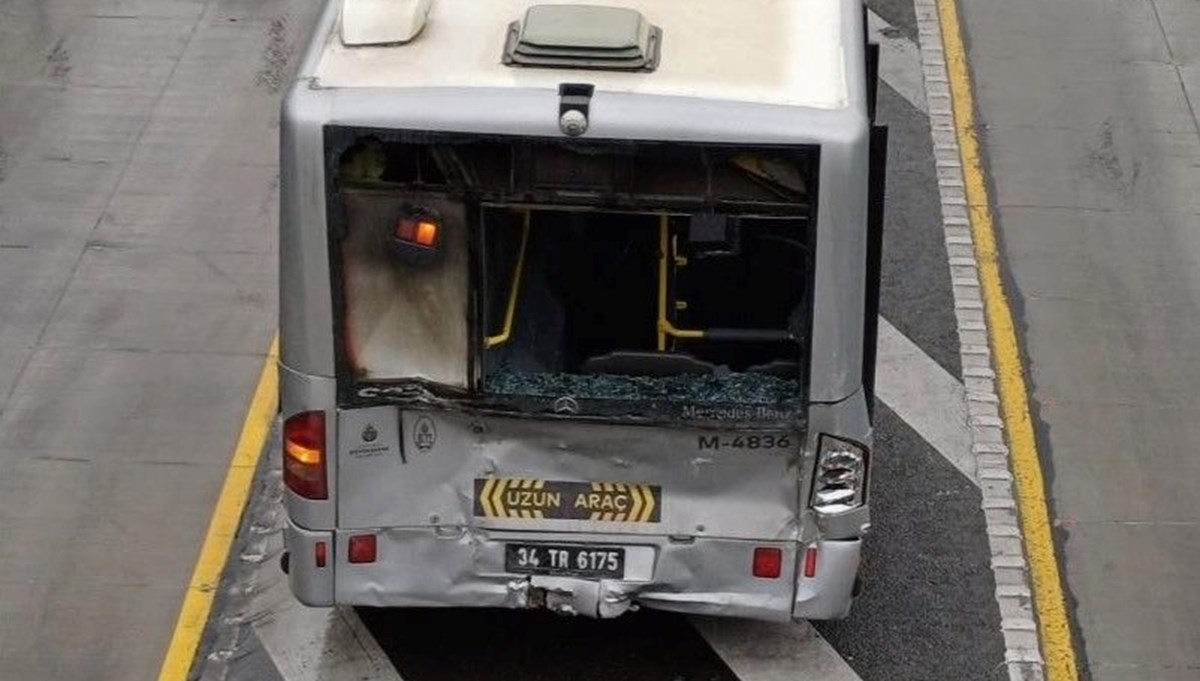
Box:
[278,0,887,621]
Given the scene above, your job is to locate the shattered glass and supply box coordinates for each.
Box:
[484,370,802,405]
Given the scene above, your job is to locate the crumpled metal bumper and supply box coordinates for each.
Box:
[285,520,861,622]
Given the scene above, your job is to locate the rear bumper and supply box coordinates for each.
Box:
[284,519,861,621]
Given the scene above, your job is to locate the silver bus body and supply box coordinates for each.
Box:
[279,0,886,621]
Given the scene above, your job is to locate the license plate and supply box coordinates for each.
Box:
[505,543,626,579]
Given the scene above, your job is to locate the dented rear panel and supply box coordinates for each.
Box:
[337,407,804,541]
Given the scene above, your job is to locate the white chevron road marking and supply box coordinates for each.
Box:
[877,318,975,481]
[869,10,928,114]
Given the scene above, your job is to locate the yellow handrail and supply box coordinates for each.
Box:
[485,210,531,349]
[657,214,705,350]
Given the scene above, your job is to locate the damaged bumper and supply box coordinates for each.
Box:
[285,519,861,622]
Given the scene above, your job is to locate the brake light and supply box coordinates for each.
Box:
[283,411,327,500]
[752,547,782,579]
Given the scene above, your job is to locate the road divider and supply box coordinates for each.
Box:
[928,0,1082,678]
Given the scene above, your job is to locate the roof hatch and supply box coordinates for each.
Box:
[503,4,662,72]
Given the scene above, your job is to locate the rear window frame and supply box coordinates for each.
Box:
[324,125,821,426]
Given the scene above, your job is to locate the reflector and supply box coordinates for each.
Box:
[348,534,377,564]
[803,546,819,578]
[752,547,782,579]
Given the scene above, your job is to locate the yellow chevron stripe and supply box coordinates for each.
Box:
[535,479,545,489]
[614,512,627,522]
[492,479,509,518]
[601,512,613,522]
[640,485,656,522]
[591,482,601,492]
[602,482,614,492]
[480,479,496,517]
[629,485,644,522]
[590,511,601,521]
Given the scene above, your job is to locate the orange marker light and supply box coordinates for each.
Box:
[395,217,440,248]
[415,220,438,246]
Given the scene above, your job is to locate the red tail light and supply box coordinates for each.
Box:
[283,411,327,500]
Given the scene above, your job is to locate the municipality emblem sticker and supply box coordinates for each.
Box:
[413,416,437,451]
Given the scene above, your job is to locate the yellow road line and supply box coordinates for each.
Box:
[155,336,279,681]
[935,1,1081,678]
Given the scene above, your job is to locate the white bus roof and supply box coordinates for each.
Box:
[313,0,852,111]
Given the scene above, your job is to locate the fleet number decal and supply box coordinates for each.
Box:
[697,434,793,451]
[474,479,661,522]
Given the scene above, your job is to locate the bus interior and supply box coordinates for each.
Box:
[333,133,819,413]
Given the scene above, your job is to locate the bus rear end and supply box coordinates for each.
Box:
[279,127,870,622]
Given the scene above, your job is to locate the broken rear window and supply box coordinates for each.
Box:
[328,129,817,421]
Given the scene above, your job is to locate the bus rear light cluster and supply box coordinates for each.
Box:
[812,435,868,514]
[283,411,328,500]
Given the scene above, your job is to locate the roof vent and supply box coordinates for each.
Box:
[503,5,662,72]
[341,0,432,47]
